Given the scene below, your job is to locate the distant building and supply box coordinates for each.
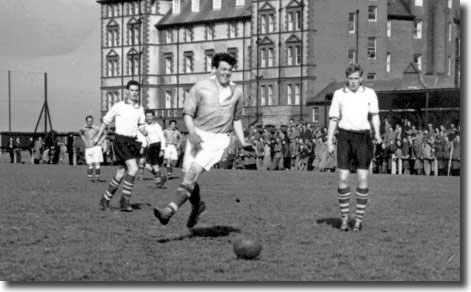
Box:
[97,0,460,129]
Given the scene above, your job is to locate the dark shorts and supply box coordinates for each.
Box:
[146,142,163,166]
[113,134,141,165]
[337,128,373,170]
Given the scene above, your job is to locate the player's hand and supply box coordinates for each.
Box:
[327,141,335,154]
[91,138,98,146]
[140,128,148,136]
[188,133,203,149]
[159,150,164,157]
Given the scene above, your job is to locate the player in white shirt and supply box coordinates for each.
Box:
[142,110,167,188]
[327,63,382,232]
[93,80,147,212]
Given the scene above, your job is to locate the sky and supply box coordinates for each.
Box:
[0,0,101,132]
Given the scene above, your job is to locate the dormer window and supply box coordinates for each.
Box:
[172,0,180,14]
[213,0,221,10]
[191,0,200,12]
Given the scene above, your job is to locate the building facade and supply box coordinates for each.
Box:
[97,0,460,129]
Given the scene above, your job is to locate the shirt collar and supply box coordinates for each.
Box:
[124,98,140,108]
[342,85,366,94]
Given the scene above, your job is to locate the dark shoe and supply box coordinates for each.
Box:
[352,219,362,232]
[99,197,110,211]
[153,207,173,225]
[119,197,133,212]
[340,216,350,231]
[158,176,167,189]
[186,201,206,228]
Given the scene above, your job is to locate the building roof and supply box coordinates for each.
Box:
[156,0,252,29]
[387,0,415,20]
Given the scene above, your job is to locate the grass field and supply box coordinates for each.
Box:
[0,163,461,281]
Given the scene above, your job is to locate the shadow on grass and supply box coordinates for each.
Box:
[316,218,342,230]
[109,202,153,211]
[157,225,241,243]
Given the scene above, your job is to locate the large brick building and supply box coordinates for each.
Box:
[97,0,460,129]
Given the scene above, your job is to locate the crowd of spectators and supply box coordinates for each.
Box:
[2,117,460,177]
[215,117,460,176]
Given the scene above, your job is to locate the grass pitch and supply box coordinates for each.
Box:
[0,164,461,281]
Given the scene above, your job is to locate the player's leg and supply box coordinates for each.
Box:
[353,169,369,231]
[95,162,102,181]
[119,158,139,212]
[337,169,351,231]
[137,148,146,181]
[99,165,126,210]
[154,163,204,225]
[87,164,94,182]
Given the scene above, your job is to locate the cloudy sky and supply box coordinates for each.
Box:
[0,0,101,132]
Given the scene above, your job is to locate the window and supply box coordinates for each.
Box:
[172,0,181,14]
[184,52,194,73]
[228,22,238,38]
[414,20,422,39]
[287,6,302,31]
[180,89,189,108]
[106,52,119,77]
[413,54,422,70]
[236,0,244,6]
[387,20,391,37]
[165,90,173,109]
[267,85,274,105]
[164,54,173,74]
[127,49,140,76]
[261,85,266,106]
[205,24,214,40]
[448,22,452,42]
[113,92,120,105]
[448,56,451,75]
[312,107,320,123]
[348,49,356,64]
[213,0,221,10]
[166,29,173,44]
[183,26,194,42]
[368,6,377,21]
[109,3,120,17]
[268,48,274,67]
[260,47,275,68]
[191,0,199,12]
[386,53,391,72]
[260,13,275,33]
[127,19,140,45]
[128,2,139,15]
[287,84,300,105]
[287,45,301,65]
[105,92,112,110]
[106,21,119,47]
[448,0,452,9]
[205,50,214,72]
[366,73,376,80]
[415,0,423,7]
[367,37,376,59]
[348,12,356,33]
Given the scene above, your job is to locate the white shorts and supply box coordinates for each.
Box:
[183,128,231,173]
[164,144,179,161]
[85,146,104,165]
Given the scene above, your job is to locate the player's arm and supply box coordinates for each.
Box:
[371,113,382,144]
[93,123,107,146]
[184,114,202,149]
[96,126,108,146]
[233,120,252,150]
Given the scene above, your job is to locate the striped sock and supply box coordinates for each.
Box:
[355,188,369,222]
[94,167,101,180]
[121,174,136,199]
[87,167,93,180]
[167,183,193,213]
[337,187,351,218]
[154,170,162,185]
[104,176,122,200]
[138,165,144,178]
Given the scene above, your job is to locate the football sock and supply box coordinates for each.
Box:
[87,166,93,180]
[94,167,101,180]
[121,174,136,200]
[337,187,351,218]
[167,183,193,213]
[154,170,162,185]
[189,183,200,205]
[355,188,369,222]
[138,165,144,178]
[167,167,172,176]
[104,176,122,200]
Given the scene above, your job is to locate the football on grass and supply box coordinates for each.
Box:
[232,236,262,260]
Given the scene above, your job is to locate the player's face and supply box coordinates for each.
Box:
[86,118,93,127]
[170,122,176,130]
[145,113,154,124]
[347,71,362,92]
[127,85,140,101]
[214,61,233,86]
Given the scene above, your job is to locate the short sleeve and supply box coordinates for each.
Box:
[182,84,199,117]
[103,102,119,125]
[138,107,146,125]
[328,91,341,119]
[368,89,379,114]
